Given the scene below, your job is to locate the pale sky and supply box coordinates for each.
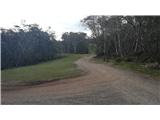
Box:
[0,14,91,40]
[0,0,94,40]
[0,0,159,39]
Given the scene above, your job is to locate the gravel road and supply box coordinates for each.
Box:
[1,56,160,104]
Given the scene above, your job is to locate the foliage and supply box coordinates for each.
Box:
[1,24,62,69]
[61,32,89,54]
[82,16,160,64]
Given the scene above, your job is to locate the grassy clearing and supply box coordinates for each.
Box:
[1,54,84,85]
[94,57,160,79]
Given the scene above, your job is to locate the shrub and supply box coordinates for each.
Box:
[115,57,123,63]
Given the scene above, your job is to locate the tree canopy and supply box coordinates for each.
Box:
[82,16,160,63]
[1,24,62,69]
[61,32,89,54]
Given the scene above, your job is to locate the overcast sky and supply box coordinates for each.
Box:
[0,0,94,39]
[0,0,159,39]
[0,14,91,40]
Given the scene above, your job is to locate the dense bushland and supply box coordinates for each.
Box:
[82,16,160,65]
[1,24,62,69]
[1,24,89,69]
[61,32,89,54]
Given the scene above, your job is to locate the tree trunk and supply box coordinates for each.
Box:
[117,32,123,57]
[103,29,107,61]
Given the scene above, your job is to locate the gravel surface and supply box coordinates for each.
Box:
[1,56,160,104]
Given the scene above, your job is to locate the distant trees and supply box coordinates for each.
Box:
[1,24,89,69]
[82,16,160,63]
[4,16,159,69]
[1,24,62,69]
[61,32,89,54]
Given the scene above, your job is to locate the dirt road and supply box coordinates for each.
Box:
[1,56,160,104]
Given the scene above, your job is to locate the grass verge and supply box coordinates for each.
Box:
[93,57,160,80]
[1,54,84,86]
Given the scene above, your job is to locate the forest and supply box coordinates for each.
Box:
[82,16,160,66]
[1,16,160,69]
[1,24,88,69]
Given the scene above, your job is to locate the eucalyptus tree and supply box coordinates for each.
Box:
[1,24,61,69]
[61,32,89,54]
[82,15,160,63]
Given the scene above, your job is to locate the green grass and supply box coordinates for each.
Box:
[1,54,84,85]
[94,57,160,79]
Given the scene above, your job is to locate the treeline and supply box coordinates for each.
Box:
[61,32,89,54]
[82,16,160,64]
[1,24,62,69]
[1,24,89,69]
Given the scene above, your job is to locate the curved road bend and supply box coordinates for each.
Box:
[2,56,160,104]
